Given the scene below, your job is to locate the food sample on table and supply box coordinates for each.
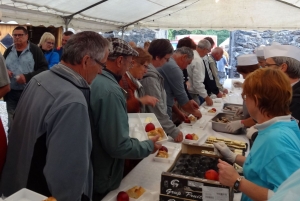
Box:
[205,136,247,149]
[185,133,198,140]
[215,116,230,123]
[117,191,129,201]
[126,186,146,199]
[208,108,217,113]
[156,150,168,158]
[44,197,57,201]
[222,94,226,98]
[170,154,219,179]
[184,118,191,123]
[147,127,164,141]
[188,115,197,122]
[145,122,155,132]
[144,117,153,123]
[223,106,240,112]
[156,146,169,158]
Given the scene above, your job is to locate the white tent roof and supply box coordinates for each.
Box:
[1,0,300,32]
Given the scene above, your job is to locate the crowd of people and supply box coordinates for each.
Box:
[0,26,299,201]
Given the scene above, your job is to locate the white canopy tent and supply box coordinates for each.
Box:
[0,0,300,32]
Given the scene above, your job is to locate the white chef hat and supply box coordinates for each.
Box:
[237,54,258,66]
[264,45,300,62]
[254,46,265,57]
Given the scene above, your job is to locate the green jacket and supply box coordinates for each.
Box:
[90,70,154,194]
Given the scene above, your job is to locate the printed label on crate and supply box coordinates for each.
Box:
[164,189,202,200]
[202,186,229,201]
[188,180,204,188]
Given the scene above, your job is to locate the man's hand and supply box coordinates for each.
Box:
[16,74,26,84]
[217,159,240,187]
[225,120,243,132]
[174,132,183,142]
[185,81,191,90]
[139,95,159,107]
[189,100,199,109]
[223,88,229,94]
[205,96,213,106]
[217,92,223,98]
[214,142,237,163]
[7,70,13,78]
[192,109,202,119]
[177,111,188,122]
[150,135,162,154]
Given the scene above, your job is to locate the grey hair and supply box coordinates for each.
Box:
[257,56,265,62]
[272,56,300,79]
[197,39,211,50]
[61,31,109,65]
[174,47,194,59]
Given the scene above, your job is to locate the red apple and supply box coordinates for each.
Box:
[205,169,219,181]
[117,191,129,201]
[184,119,191,123]
[185,134,193,140]
[211,108,216,111]
[145,123,155,132]
[159,146,168,153]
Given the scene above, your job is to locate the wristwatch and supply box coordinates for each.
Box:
[233,177,243,190]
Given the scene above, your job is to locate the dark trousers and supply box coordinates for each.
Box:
[4,90,23,130]
[92,190,109,201]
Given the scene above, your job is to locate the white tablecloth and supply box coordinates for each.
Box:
[103,79,248,201]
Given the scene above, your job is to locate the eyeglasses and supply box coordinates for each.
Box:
[93,58,106,69]
[143,64,148,68]
[264,63,278,67]
[12,34,25,37]
[46,42,55,45]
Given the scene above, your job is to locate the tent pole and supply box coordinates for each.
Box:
[121,27,125,39]
[61,16,73,31]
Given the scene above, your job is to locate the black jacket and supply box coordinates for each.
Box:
[290,81,300,127]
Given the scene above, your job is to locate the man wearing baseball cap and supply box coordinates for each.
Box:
[90,38,161,200]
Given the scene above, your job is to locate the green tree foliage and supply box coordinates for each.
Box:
[168,29,230,46]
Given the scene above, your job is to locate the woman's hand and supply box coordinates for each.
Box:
[217,159,240,187]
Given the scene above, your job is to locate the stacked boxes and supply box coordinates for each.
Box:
[160,144,233,201]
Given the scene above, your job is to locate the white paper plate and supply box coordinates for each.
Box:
[181,127,202,145]
[153,145,179,163]
[128,113,168,143]
[5,188,47,201]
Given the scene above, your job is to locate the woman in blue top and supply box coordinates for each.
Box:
[38,32,59,69]
[214,68,300,201]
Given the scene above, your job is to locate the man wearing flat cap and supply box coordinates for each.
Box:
[90,38,161,200]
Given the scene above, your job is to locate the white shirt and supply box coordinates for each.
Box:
[187,50,208,98]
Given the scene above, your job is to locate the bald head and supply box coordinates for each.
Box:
[211,47,224,61]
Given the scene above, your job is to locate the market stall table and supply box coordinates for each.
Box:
[103,79,248,201]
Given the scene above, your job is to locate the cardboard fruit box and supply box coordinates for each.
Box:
[160,143,233,201]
